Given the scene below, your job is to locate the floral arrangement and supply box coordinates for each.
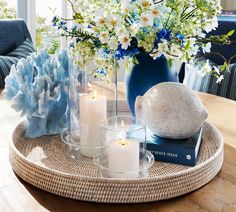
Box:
[3,50,69,138]
[52,0,233,82]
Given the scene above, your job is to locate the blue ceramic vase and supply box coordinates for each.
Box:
[125,52,179,115]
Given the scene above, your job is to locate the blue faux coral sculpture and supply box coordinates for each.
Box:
[3,50,69,138]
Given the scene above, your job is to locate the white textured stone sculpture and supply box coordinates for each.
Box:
[135,82,208,139]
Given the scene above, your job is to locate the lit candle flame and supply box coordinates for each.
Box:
[92,90,97,99]
[121,120,124,127]
[87,82,91,87]
[119,139,128,147]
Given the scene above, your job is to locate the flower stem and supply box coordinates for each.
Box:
[67,0,77,15]
[196,52,227,62]
[154,0,164,4]
[180,7,198,21]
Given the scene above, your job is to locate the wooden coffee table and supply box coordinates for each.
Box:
[0,89,236,211]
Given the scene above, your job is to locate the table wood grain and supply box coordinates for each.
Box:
[0,89,236,212]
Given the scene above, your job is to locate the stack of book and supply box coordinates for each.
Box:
[145,128,203,166]
[129,127,203,166]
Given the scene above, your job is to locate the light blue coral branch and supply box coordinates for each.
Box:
[3,49,70,138]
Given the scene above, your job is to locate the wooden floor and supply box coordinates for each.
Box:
[0,88,236,211]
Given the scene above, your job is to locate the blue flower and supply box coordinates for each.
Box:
[71,25,77,31]
[69,43,75,48]
[52,16,58,22]
[51,16,59,26]
[142,27,150,33]
[175,33,184,46]
[96,69,106,77]
[52,22,57,27]
[175,33,184,41]
[114,45,140,60]
[156,29,171,42]
[155,29,172,47]
[114,37,140,60]
[102,48,110,57]
[60,20,66,25]
[114,46,125,60]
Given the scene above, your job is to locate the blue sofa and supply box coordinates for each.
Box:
[0,19,35,87]
[0,19,32,55]
[183,16,236,101]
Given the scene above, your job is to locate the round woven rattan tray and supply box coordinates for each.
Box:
[10,121,224,203]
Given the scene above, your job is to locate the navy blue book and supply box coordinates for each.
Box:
[129,128,203,166]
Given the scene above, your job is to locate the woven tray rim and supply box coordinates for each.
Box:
[10,121,223,182]
[9,121,224,203]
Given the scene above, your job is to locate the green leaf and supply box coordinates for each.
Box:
[186,52,190,61]
[133,57,139,65]
[227,30,235,37]
[48,39,60,55]
[168,59,173,68]
[220,62,228,72]
[185,40,191,50]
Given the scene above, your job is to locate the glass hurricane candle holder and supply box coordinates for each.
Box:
[94,116,154,179]
[61,63,118,160]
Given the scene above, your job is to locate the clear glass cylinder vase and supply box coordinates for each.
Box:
[94,115,154,179]
[62,62,118,159]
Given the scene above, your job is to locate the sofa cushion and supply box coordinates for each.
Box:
[7,38,35,58]
[0,19,32,55]
[0,56,18,87]
[184,63,236,101]
[0,39,35,87]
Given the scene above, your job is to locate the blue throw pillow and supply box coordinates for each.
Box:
[184,63,236,101]
[7,38,35,58]
[0,39,35,87]
[0,56,18,87]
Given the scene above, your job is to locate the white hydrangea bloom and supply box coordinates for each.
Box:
[108,37,119,50]
[130,24,140,36]
[107,15,121,30]
[115,26,129,38]
[196,29,206,38]
[202,42,212,53]
[169,43,184,60]
[197,60,212,77]
[152,8,159,18]
[213,65,220,75]
[95,16,106,27]
[139,12,154,27]
[99,31,110,44]
[203,16,218,33]
[121,1,131,14]
[152,40,169,59]
[216,75,224,84]
[119,35,131,50]
[138,0,153,8]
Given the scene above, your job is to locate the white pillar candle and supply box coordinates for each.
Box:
[108,139,139,178]
[79,91,107,157]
